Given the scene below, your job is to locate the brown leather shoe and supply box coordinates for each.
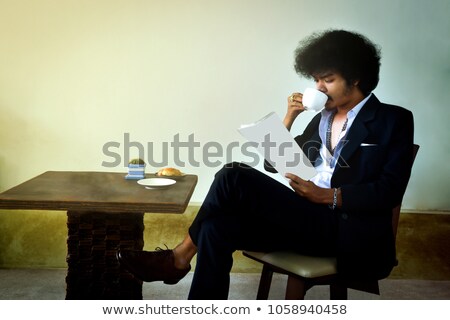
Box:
[117,249,190,285]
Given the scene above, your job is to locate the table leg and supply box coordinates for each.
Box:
[65,211,144,299]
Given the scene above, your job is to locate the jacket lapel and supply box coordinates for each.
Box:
[334,94,380,172]
[298,115,322,164]
[304,130,321,164]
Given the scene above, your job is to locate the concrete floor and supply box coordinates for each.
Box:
[0,269,449,300]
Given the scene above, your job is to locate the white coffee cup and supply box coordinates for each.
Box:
[302,88,328,111]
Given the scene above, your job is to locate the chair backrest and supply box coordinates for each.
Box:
[392,144,420,242]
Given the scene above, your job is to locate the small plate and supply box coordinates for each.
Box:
[137,178,176,189]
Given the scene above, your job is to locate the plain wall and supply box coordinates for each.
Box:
[1,0,449,211]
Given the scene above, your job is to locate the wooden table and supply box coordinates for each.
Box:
[0,171,197,299]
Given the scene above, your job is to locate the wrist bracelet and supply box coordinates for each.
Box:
[329,188,338,210]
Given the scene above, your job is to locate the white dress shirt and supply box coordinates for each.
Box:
[309,93,372,188]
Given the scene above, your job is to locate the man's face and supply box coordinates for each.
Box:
[312,72,361,111]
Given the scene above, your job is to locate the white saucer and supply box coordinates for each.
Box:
[137,178,176,189]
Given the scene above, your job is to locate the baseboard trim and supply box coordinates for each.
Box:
[189,202,449,215]
[401,209,450,215]
[188,201,202,208]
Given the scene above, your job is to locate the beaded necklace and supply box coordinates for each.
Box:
[326,111,348,155]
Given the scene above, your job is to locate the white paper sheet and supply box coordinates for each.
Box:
[238,112,317,180]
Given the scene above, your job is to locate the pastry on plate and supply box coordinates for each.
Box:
[156,167,184,177]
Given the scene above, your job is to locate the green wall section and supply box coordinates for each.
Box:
[0,210,67,268]
[0,206,261,273]
[0,208,448,279]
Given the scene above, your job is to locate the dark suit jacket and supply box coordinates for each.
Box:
[285,94,414,279]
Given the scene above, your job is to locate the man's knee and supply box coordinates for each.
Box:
[214,162,253,180]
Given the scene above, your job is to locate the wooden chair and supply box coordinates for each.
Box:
[243,144,419,299]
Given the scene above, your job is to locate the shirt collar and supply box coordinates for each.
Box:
[320,93,372,118]
[348,93,372,118]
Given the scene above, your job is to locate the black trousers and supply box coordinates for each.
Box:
[187,162,339,299]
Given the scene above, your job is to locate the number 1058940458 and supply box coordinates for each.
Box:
[267,304,347,315]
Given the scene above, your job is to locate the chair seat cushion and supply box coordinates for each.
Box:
[244,251,337,278]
